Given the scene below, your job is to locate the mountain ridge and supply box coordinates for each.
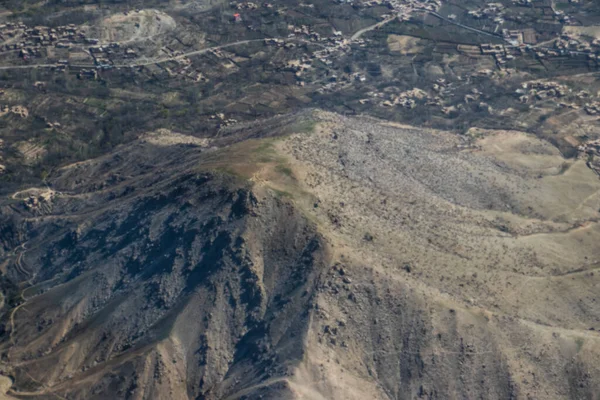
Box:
[0,111,599,399]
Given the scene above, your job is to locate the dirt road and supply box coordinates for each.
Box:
[0,38,295,70]
[351,16,396,41]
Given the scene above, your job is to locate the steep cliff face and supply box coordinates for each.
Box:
[0,113,599,400]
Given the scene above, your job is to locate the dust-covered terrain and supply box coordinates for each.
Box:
[1,0,600,397]
[0,112,598,399]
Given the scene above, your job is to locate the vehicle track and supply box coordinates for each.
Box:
[0,37,321,70]
[350,16,396,41]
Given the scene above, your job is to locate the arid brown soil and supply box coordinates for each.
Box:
[0,112,599,399]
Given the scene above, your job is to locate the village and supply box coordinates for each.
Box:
[0,22,123,68]
[0,0,596,87]
[0,0,598,184]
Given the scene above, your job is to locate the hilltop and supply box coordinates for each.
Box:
[0,111,598,399]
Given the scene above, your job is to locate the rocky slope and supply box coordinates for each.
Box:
[0,129,329,400]
[0,111,599,399]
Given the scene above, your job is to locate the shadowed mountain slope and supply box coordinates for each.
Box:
[0,111,598,399]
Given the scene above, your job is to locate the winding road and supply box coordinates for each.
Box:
[0,16,396,72]
[0,36,323,71]
[351,16,397,41]
[0,7,594,72]
[0,40,265,70]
